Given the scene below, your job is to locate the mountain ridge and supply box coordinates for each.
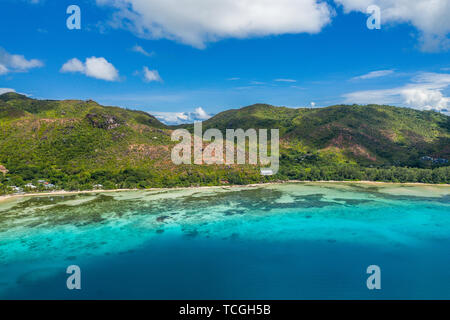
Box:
[181,102,449,165]
[0,93,448,193]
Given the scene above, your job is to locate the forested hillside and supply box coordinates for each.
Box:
[0,93,448,194]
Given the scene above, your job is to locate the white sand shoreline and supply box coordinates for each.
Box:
[0,180,449,203]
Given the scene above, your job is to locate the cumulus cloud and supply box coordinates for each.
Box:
[192,107,210,120]
[131,44,154,57]
[151,107,212,124]
[61,58,84,73]
[352,69,394,80]
[335,0,450,52]
[96,0,333,48]
[0,47,43,75]
[60,57,119,81]
[400,72,450,111]
[143,66,162,82]
[343,72,450,112]
[401,87,448,111]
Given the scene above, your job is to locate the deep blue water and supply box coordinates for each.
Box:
[0,183,449,299]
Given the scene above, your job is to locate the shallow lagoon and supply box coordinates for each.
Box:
[0,182,449,299]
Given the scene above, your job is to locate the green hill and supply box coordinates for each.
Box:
[0,94,448,193]
[189,103,449,166]
[194,104,300,134]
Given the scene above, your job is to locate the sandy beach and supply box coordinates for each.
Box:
[1,180,449,203]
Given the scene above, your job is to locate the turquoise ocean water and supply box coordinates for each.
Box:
[0,182,449,299]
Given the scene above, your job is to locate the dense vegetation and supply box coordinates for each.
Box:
[0,93,448,194]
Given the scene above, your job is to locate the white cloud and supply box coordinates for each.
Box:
[400,72,450,111]
[60,57,119,81]
[143,66,162,82]
[151,107,212,124]
[154,112,190,124]
[352,69,394,80]
[0,88,15,95]
[193,107,210,120]
[0,47,43,75]
[131,45,154,57]
[401,87,449,111]
[9,55,42,70]
[227,77,240,81]
[0,64,8,75]
[412,72,450,87]
[343,72,450,111]
[96,0,333,48]
[85,57,119,81]
[61,58,85,73]
[275,78,297,82]
[335,0,450,52]
[343,87,401,105]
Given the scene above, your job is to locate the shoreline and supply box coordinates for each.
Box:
[1,180,449,203]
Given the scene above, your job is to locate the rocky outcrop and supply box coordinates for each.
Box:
[86,113,122,130]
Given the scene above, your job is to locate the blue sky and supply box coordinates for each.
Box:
[1,0,449,124]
